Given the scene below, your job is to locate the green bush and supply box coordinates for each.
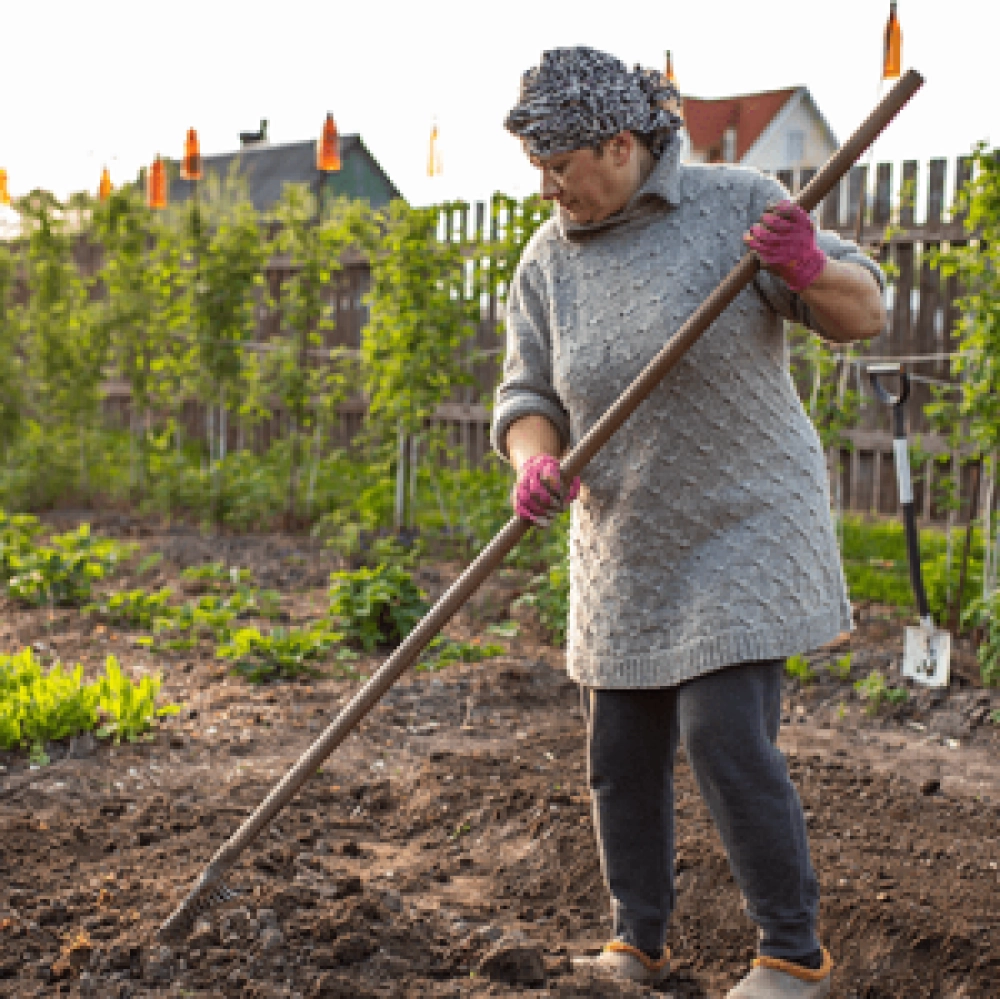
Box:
[217,625,353,684]
[84,587,175,629]
[0,648,177,761]
[1,523,136,607]
[329,563,429,651]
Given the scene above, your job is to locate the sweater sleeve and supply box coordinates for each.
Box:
[490,255,572,462]
[750,173,886,337]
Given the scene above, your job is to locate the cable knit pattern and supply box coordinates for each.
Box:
[491,142,885,689]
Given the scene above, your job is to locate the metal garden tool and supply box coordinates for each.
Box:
[867,362,951,686]
[158,69,925,944]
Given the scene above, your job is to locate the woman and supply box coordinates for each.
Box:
[491,46,885,998]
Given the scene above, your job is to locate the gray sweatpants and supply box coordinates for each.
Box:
[582,659,820,961]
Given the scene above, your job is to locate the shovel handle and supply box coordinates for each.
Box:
[867,362,910,409]
[867,365,932,622]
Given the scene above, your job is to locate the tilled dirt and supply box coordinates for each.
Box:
[1,522,998,997]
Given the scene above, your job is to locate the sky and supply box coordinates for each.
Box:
[0,0,993,220]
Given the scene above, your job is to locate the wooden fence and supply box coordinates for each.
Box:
[394,156,983,524]
[775,155,980,524]
[9,158,986,522]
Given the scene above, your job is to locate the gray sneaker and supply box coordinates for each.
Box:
[726,948,833,998]
[573,941,671,986]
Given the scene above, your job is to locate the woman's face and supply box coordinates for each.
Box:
[530,138,638,224]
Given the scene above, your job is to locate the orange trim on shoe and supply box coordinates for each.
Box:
[603,940,671,973]
[752,947,833,982]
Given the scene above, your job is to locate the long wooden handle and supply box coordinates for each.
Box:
[161,69,923,937]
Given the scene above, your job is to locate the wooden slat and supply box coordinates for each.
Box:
[848,164,868,237]
[873,162,892,225]
[900,160,918,227]
[927,158,947,225]
[821,176,841,229]
[952,156,974,225]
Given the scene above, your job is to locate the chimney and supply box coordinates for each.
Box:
[239,118,269,148]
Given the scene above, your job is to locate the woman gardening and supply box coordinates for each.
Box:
[492,46,886,998]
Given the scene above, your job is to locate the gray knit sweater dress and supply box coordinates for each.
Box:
[491,141,885,689]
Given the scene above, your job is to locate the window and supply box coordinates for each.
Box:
[786,129,805,165]
[722,127,737,163]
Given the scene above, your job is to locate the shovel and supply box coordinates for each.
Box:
[158,69,925,943]
[867,362,951,686]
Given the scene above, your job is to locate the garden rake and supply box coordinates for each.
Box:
[867,361,951,686]
[158,69,925,944]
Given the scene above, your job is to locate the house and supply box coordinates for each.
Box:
[166,126,403,212]
[680,86,838,180]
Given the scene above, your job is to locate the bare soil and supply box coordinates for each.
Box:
[1,516,998,997]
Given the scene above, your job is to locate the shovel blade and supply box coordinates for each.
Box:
[902,625,951,687]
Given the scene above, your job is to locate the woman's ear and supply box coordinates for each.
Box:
[609,131,636,167]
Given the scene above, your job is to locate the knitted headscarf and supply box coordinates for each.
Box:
[504,46,682,159]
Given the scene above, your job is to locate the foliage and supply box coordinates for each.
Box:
[360,200,481,444]
[787,324,861,452]
[181,561,253,589]
[927,145,1000,454]
[826,652,853,681]
[94,656,180,743]
[267,188,362,524]
[0,523,136,607]
[839,515,983,620]
[961,589,1000,687]
[84,587,175,629]
[417,636,505,672]
[854,670,909,716]
[328,563,429,651]
[784,654,815,684]
[0,648,177,760]
[217,624,353,684]
[0,242,25,450]
[513,541,570,646]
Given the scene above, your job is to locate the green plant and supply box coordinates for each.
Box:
[216,625,353,684]
[417,636,505,672]
[785,654,816,684]
[826,652,853,681]
[181,561,253,589]
[95,656,180,743]
[990,709,1000,725]
[329,563,429,651]
[854,670,909,716]
[513,549,570,646]
[84,588,175,629]
[2,525,136,607]
[0,648,177,759]
[962,590,1000,687]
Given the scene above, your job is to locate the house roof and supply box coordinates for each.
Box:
[682,87,799,161]
[166,134,403,211]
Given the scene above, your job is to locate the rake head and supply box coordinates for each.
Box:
[158,876,241,944]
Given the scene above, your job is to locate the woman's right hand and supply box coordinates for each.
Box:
[512,454,580,527]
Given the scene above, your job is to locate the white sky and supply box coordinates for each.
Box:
[0,0,992,218]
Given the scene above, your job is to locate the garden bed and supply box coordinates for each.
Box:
[0,518,997,997]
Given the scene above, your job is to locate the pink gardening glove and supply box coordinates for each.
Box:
[744,200,826,293]
[513,454,580,527]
